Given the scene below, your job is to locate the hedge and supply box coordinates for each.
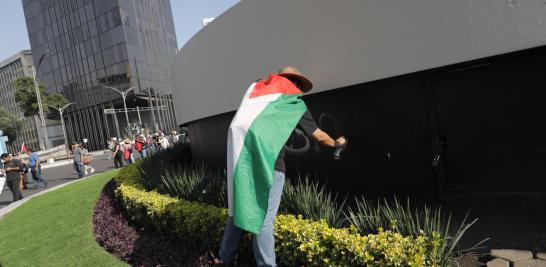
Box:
[114,164,443,266]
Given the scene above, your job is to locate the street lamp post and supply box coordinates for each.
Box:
[47,103,74,150]
[32,50,53,150]
[102,86,135,127]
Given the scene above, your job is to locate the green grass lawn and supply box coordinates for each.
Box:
[0,170,127,267]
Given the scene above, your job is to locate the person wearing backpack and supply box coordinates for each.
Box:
[81,143,96,175]
[111,138,124,169]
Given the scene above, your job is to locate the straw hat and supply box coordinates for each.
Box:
[277,66,313,92]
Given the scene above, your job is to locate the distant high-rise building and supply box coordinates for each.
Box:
[0,50,41,153]
[202,17,215,26]
[22,0,179,150]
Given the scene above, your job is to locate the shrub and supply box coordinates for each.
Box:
[116,177,445,266]
[346,197,488,266]
[116,182,228,251]
[280,176,347,228]
[93,180,213,266]
[275,215,442,266]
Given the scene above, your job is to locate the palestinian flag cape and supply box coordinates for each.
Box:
[227,74,307,233]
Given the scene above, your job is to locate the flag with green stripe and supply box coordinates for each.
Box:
[227,74,307,233]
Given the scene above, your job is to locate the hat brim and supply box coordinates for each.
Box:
[278,73,313,92]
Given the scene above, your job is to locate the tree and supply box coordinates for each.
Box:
[0,106,22,143]
[13,77,69,117]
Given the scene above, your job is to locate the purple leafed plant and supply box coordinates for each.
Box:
[92,180,229,266]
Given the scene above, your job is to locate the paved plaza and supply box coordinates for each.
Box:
[0,152,116,209]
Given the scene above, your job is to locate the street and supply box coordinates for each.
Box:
[0,153,116,209]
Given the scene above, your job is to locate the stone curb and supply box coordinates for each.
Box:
[0,171,106,221]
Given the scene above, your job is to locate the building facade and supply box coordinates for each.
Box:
[23,0,178,151]
[0,50,41,153]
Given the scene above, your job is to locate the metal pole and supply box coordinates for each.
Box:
[102,86,134,131]
[48,103,74,151]
[122,92,130,126]
[136,106,142,125]
[60,110,67,149]
[32,66,48,150]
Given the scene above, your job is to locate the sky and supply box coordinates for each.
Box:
[0,0,239,61]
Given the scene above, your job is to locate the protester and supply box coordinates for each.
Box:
[134,135,147,158]
[159,134,170,151]
[81,143,96,175]
[1,153,24,202]
[154,133,161,151]
[146,135,156,155]
[28,147,47,188]
[123,139,134,164]
[111,138,123,169]
[169,131,179,145]
[72,143,85,178]
[106,139,114,160]
[218,66,347,266]
[18,152,30,190]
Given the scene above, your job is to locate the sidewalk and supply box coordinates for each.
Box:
[41,150,109,169]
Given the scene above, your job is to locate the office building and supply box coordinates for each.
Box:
[0,50,41,153]
[23,0,178,150]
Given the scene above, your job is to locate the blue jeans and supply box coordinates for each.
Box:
[30,165,47,188]
[219,171,285,267]
[73,162,85,178]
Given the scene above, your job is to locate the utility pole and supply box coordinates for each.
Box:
[32,50,53,150]
[47,103,74,150]
[102,86,134,127]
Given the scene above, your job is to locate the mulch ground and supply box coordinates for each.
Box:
[92,180,253,267]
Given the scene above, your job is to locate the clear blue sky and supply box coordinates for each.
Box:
[0,0,238,61]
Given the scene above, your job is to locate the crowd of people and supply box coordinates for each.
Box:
[0,148,48,203]
[106,130,184,169]
[0,129,185,204]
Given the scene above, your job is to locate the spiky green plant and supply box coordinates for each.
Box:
[346,197,488,266]
[159,163,227,208]
[280,176,347,228]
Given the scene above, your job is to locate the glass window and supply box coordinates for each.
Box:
[79,7,87,23]
[82,23,90,40]
[24,0,41,19]
[88,20,98,37]
[84,40,92,55]
[93,0,117,16]
[99,26,123,49]
[87,56,95,72]
[29,29,46,46]
[27,13,44,33]
[94,53,104,69]
[85,3,94,20]
[52,21,58,37]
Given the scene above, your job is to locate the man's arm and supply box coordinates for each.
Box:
[311,129,347,148]
[6,161,23,172]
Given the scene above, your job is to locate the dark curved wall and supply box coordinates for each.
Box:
[187,46,546,200]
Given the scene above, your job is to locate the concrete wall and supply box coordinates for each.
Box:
[172,0,546,125]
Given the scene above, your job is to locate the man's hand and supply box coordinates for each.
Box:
[335,136,347,147]
[311,129,346,148]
